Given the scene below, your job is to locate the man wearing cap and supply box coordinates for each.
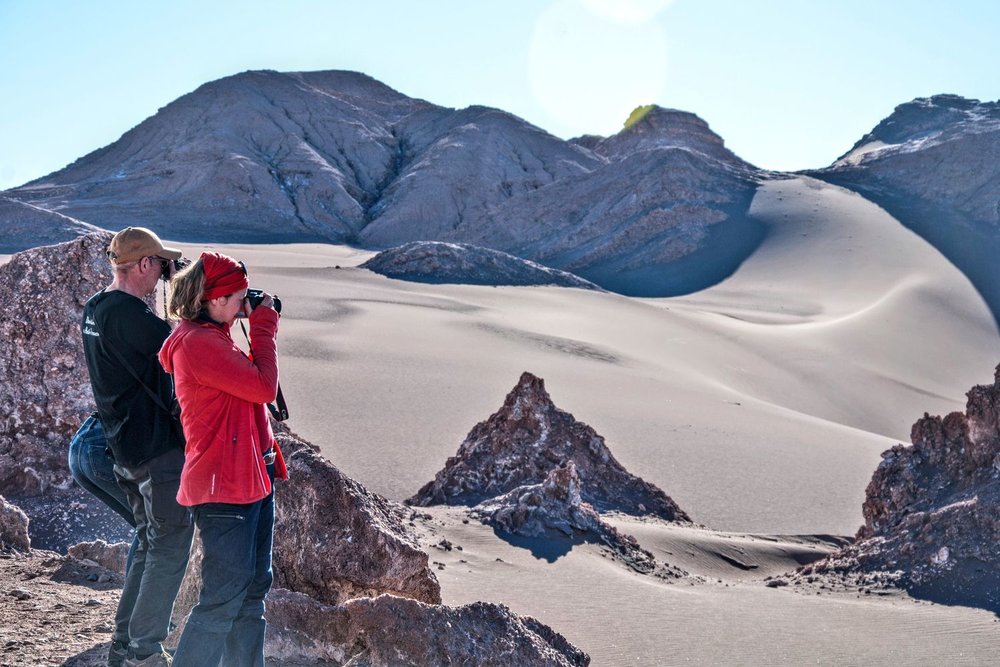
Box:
[82,227,194,667]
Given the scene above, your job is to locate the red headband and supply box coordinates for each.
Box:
[201,252,249,301]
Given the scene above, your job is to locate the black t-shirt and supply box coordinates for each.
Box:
[82,289,184,467]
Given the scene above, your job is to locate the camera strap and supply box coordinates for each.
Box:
[104,340,177,418]
[238,319,289,422]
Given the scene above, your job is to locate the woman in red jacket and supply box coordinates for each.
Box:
[159,251,286,667]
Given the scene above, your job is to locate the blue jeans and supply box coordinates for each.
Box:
[68,413,139,570]
[114,447,194,659]
[173,465,275,667]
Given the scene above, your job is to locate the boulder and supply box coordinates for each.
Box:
[0,495,30,552]
[262,590,590,666]
[409,371,690,522]
[171,426,441,635]
[0,231,114,496]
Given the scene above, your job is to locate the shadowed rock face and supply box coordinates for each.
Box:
[802,364,1000,611]
[813,95,1000,323]
[2,70,760,296]
[361,241,601,289]
[471,462,685,577]
[0,232,114,497]
[409,372,690,522]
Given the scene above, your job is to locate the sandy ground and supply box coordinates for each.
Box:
[6,175,1000,664]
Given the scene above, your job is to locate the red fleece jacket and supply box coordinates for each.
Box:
[159,307,287,506]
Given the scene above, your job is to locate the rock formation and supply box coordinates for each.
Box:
[471,462,684,577]
[67,539,129,574]
[409,372,690,522]
[0,495,30,552]
[263,591,590,666]
[361,241,601,289]
[800,364,1000,611]
[0,231,114,497]
[1,70,761,296]
[271,428,441,605]
[813,95,1000,322]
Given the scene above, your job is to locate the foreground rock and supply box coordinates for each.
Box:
[67,539,129,574]
[170,425,442,642]
[0,232,114,498]
[800,364,1000,611]
[264,591,590,667]
[361,241,601,290]
[0,495,31,552]
[409,372,690,522]
[471,462,684,577]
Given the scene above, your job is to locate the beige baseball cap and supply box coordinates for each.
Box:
[106,227,182,264]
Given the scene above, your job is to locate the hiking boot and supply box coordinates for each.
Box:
[106,639,128,667]
[123,650,172,666]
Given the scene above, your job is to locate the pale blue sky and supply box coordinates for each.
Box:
[1,0,997,191]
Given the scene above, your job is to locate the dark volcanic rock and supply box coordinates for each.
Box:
[361,241,601,289]
[408,372,690,522]
[263,590,590,666]
[471,462,685,577]
[813,95,1000,322]
[801,364,1000,611]
[0,495,30,552]
[0,232,114,497]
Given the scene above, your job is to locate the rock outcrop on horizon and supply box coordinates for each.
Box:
[812,95,1000,322]
[361,241,601,289]
[1,69,761,296]
[264,591,590,666]
[409,372,690,522]
[801,364,1000,611]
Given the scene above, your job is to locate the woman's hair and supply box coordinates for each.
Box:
[168,259,206,321]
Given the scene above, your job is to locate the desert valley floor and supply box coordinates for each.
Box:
[5,176,1000,665]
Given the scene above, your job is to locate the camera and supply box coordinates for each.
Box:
[246,288,282,313]
[161,257,191,281]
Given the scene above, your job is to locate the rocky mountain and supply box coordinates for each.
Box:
[408,372,690,522]
[812,95,1000,321]
[361,241,601,289]
[800,364,1000,612]
[1,69,761,296]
